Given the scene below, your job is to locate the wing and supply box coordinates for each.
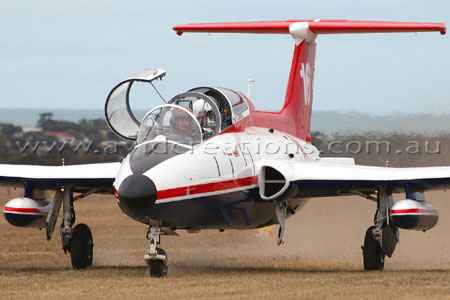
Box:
[0,162,120,194]
[261,159,450,199]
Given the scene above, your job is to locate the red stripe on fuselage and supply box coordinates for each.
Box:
[157,176,258,200]
[4,207,42,214]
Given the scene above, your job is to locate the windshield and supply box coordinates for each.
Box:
[137,105,202,145]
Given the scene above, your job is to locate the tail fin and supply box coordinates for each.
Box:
[281,39,316,140]
[174,20,445,139]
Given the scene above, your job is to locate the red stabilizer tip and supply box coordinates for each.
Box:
[176,31,183,36]
[441,29,446,35]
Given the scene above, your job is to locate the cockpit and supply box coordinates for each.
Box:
[137,105,203,145]
[105,68,250,145]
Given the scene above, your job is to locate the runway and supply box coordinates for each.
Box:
[1,187,450,299]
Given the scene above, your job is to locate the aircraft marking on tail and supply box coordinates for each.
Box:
[300,62,312,107]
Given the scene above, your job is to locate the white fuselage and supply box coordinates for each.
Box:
[114,126,320,229]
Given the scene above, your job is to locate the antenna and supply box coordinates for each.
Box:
[247,79,255,99]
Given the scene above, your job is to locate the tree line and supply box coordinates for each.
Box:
[0,113,449,166]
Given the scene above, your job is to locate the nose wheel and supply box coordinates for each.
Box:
[147,248,168,277]
[144,222,168,277]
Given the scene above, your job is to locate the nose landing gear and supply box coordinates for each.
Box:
[144,221,168,277]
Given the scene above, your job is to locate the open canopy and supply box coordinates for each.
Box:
[105,68,166,140]
[105,67,251,141]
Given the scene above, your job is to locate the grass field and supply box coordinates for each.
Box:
[2,187,450,299]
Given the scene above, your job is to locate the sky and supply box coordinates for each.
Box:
[0,0,449,115]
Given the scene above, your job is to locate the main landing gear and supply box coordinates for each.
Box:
[70,223,94,269]
[144,221,168,277]
[46,186,95,269]
[361,188,398,271]
[362,226,384,270]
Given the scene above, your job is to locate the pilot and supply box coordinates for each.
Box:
[169,108,196,144]
[175,111,191,134]
[193,102,215,139]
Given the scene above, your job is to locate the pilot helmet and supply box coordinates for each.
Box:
[170,107,193,128]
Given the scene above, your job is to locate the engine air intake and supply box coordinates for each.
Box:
[260,166,288,200]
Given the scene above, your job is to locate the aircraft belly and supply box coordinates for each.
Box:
[144,190,309,230]
[150,188,262,229]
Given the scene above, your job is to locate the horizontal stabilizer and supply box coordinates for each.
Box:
[174,20,446,36]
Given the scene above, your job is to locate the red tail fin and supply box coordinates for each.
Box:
[281,41,316,140]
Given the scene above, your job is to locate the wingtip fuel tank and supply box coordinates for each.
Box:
[390,199,438,231]
[4,197,53,228]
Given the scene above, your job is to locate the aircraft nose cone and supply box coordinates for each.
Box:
[118,174,157,217]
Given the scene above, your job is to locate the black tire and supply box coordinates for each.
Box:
[70,223,94,269]
[149,248,168,277]
[363,226,385,271]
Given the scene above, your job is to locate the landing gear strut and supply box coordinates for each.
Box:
[144,221,168,277]
[275,202,287,246]
[46,186,95,269]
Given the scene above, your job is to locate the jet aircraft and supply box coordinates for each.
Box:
[1,20,448,277]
